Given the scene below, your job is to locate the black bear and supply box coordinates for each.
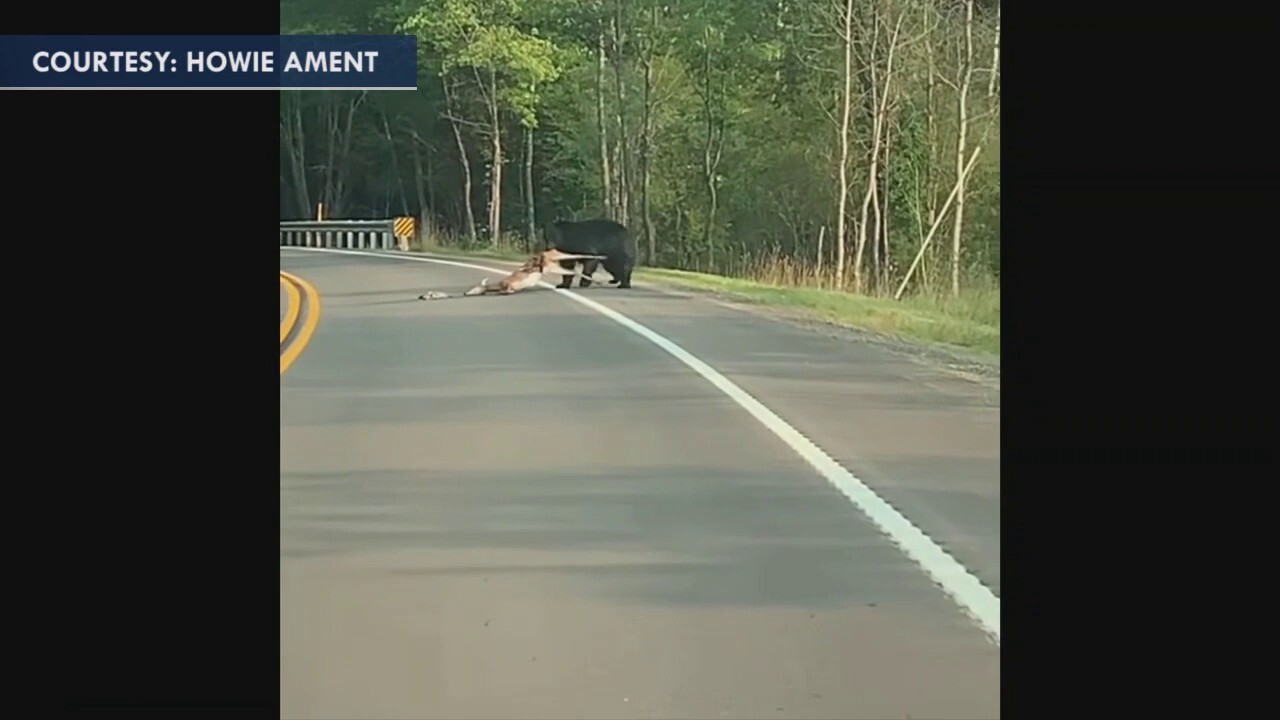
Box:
[543,218,636,289]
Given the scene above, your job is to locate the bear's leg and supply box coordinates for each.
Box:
[604,257,634,289]
[578,258,600,289]
[555,260,576,289]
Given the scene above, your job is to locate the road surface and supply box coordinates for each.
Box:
[279,248,1000,720]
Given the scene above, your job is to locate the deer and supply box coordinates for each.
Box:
[418,249,610,300]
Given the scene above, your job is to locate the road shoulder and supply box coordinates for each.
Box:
[404,246,1001,391]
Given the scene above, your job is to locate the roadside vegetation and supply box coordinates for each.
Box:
[281,0,1001,357]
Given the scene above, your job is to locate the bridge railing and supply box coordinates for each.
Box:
[280,219,413,251]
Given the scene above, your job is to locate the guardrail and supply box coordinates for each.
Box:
[279,219,405,251]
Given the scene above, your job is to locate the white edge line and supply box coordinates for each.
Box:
[281,245,1002,646]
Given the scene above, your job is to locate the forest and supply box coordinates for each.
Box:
[280,0,1000,344]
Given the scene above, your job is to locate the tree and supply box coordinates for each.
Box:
[949,0,976,297]
[401,0,563,246]
[279,0,1002,304]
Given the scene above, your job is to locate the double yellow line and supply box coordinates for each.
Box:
[280,271,321,376]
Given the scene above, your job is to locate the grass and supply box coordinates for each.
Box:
[416,236,1000,358]
[637,267,999,356]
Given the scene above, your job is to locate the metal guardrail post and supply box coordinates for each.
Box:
[279,219,399,251]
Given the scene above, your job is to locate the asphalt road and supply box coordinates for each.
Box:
[279,248,1001,720]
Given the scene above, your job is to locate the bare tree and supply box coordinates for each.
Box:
[379,109,410,217]
[696,23,726,271]
[834,0,855,290]
[441,75,476,241]
[612,2,631,228]
[879,91,893,289]
[596,30,612,219]
[988,1,1000,98]
[279,92,311,218]
[524,122,536,249]
[950,0,976,297]
[853,5,905,294]
[475,66,503,247]
[895,144,982,300]
[402,121,436,230]
[922,0,940,286]
[639,3,659,265]
[317,91,365,219]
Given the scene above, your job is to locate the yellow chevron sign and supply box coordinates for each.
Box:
[393,216,415,239]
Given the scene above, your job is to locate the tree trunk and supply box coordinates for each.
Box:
[597,31,612,219]
[816,225,825,287]
[410,133,428,219]
[330,91,365,219]
[612,4,631,228]
[700,31,722,272]
[988,2,1001,98]
[280,93,311,218]
[640,4,657,266]
[611,136,623,221]
[861,6,904,294]
[381,111,409,217]
[895,145,981,300]
[425,139,436,226]
[442,76,476,241]
[321,97,338,216]
[923,0,939,282]
[853,8,879,295]
[704,142,718,272]
[880,103,894,289]
[488,68,503,248]
[835,0,855,290]
[524,123,536,249]
[951,0,975,297]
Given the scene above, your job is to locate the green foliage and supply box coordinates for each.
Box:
[281,0,1001,299]
[398,0,564,127]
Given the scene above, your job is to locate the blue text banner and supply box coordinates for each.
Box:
[0,35,418,90]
